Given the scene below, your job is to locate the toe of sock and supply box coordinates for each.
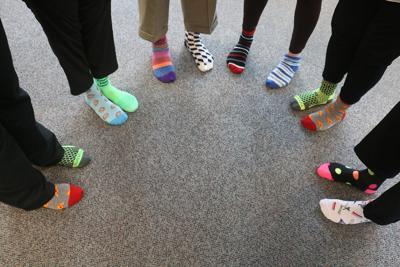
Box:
[68,184,84,207]
[301,116,317,131]
[158,72,176,83]
[78,154,91,168]
[122,94,139,113]
[319,199,341,223]
[198,63,213,72]
[317,163,334,181]
[228,63,244,74]
[290,99,302,111]
[109,112,128,126]
[265,79,280,89]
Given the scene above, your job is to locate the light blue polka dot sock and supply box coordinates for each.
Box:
[266,54,301,89]
[84,83,128,126]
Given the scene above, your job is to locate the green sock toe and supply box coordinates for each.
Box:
[109,89,139,113]
[59,145,91,168]
[95,77,139,113]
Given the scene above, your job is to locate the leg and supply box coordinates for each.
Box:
[288,0,322,54]
[265,0,321,89]
[319,103,400,225]
[138,0,170,43]
[364,182,400,225]
[355,102,400,179]
[79,0,117,79]
[181,0,218,35]
[301,2,400,131]
[226,0,269,74]
[316,101,399,192]
[320,181,400,226]
[0,18,63,167]
[22,0,92,95]
[0,20,83,210]
[339,2,400,105]
[138,0,176,83]
[79,0,138,113]
[291,0,380,111]
[0,124,54,210]
[23,0,129,125]
[182,0,217,72]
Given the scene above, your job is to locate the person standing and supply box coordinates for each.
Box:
[318,102,400,225]
[291,0,400,132]
[138,0,218,83]
[226,0,322,89]
[0,19,89,210]
[22,0,139,126]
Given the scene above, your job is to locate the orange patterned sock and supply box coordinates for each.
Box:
[301,97,350,131]
[43,183,83,210]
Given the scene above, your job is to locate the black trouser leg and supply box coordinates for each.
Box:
[0,19,57,210]
[242,0,269,30]
[22,0,118,95]
[364,182,400,226]
[288,0,322,54]
[0,19,63,166]
[339,2,400,105]
[355,102,400,179]
[357,102,400,225]
[0,125,55,210]
[322,0,380,83]
[78,0,118,79]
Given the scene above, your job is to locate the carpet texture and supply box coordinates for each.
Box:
[1,0,400,265]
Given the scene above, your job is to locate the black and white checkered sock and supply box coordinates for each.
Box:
[184,31,214,72]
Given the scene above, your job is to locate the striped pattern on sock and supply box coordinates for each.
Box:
[152,36,176,83]
[96,77,110,87]
[266,54,301,89]
[226,29,255,74]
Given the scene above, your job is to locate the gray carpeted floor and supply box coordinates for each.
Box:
[1,0,400,266]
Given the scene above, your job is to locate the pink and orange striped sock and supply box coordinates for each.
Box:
[152,36,176,83]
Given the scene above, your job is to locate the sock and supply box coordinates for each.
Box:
[58,145,91,168]
[291,80,337,111]
[265,54,301,89]
[301,97,349,131]
[43,183,83,210]
[84,83,128,126]
[317,163,384,195]
[152,36,176,83]
[95,77,139,113]
[226,29,255,74]
[184,31,214,72]
[320,199,371,225]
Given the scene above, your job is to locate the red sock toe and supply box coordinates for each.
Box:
[68,184,84,207]
[228,63,244,74]
[301,116,317,131]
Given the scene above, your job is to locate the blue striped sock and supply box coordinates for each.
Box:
[266,54,301,89]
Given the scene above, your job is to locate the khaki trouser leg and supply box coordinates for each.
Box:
[138,0,170,42]
[181,0,218,34]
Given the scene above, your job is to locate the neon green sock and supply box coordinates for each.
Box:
[290,80,337,111]
[95,77,139,113]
